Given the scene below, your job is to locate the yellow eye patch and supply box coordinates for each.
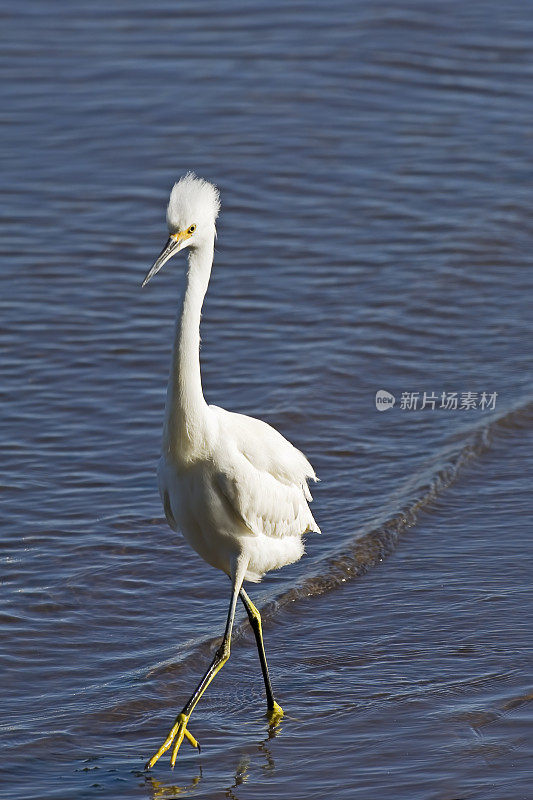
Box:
[171,224,196,242]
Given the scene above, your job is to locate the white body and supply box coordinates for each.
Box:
[151,175,320,583]
[158,403,319,582]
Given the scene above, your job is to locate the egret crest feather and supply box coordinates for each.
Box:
[166,171,220,233]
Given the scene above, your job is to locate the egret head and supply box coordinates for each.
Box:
[143,172,220,287]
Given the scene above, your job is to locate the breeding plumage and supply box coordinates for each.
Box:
[142,173,320,769]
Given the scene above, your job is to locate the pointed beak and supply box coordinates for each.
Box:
[142,232,189,287]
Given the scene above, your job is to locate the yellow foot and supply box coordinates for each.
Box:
[267,700,284,727]
[145,712,200,770]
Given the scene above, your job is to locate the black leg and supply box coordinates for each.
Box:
[239,587,283,719]
[145,559,246,769]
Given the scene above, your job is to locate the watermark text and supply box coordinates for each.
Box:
[375,390,498,412]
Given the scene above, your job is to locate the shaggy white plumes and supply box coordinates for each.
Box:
[166,172,220,233]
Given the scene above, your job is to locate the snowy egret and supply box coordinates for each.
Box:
[142,173,320,769]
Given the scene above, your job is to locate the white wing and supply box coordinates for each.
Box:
[210,405,321,539]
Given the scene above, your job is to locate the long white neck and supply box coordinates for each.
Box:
[163,237,214,459]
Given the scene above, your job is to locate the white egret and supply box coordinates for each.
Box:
[142,173,320,770]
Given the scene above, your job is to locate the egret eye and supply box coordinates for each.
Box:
[188,224,196,234]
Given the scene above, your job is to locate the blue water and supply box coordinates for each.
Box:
[1,1,532,798]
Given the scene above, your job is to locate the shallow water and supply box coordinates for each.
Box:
[1,1,532,798]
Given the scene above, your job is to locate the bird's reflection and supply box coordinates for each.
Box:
[224,719,280,799]
[144,767,202,799]
[258,739,275,774]
[225,755,250,799]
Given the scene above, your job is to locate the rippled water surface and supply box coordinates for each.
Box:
[1,1,532,798]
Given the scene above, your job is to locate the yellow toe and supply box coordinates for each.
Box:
[267,701,284,726]
[145,713,199,770]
